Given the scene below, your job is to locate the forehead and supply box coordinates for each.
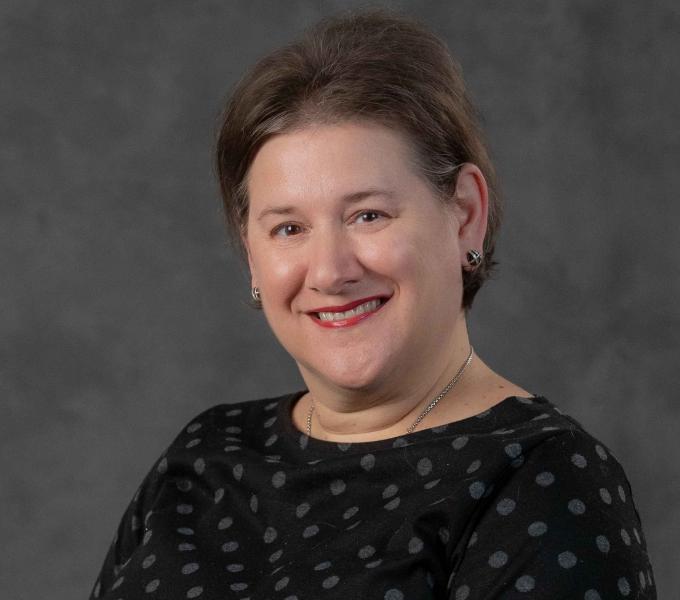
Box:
[246,121,422,205]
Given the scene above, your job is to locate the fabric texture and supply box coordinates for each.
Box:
[90,391,656,599]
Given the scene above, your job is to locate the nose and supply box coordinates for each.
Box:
[305,228,364,295]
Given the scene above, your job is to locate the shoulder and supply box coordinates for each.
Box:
[159,391,295,457]
[134,393,293,501]
[174,393,288,434]
[523,404,631,488]
[453,411,657,598]
[485,417,651,562]
[507,404,635,505]
[476,395,648,537]
[499,394,621,469]
[182,394,279,424]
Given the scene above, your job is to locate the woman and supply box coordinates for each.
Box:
[91,9,656,599]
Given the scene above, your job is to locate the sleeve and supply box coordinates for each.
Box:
[87,450,169,600]
[447,431,657,599]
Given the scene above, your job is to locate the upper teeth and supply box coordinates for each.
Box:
[318,299,382,321]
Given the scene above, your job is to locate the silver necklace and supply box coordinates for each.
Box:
[306,346,474,438]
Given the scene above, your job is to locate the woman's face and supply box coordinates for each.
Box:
[245,121,476,394]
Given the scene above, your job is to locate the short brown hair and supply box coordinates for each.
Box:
[215,8,501,311]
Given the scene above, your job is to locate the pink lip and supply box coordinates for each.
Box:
[308,296,389,329]
[307,295,387,313]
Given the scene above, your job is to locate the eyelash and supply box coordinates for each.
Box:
[271,210,386,238]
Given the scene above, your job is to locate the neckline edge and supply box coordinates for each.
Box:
[278,389,550,450]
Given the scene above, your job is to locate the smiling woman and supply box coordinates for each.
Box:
[244,122,493,427]
[90,8,657,600]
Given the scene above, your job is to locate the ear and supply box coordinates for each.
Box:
[449,163,489,264]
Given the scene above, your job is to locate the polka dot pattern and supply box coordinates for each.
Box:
[528,521,548,537]
[90,391,656,599]
[515,574,535,592]
[488,550,508,568]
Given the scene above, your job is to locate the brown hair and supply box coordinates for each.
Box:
[215,8,501,311]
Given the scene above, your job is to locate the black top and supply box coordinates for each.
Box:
[90,391,656,599]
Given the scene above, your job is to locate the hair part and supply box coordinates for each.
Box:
[216,8,502,311]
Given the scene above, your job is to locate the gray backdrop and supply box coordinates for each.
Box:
[2,1,677,598]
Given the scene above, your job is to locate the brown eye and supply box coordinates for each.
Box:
[272,223,302,237]
[356,211,382,224]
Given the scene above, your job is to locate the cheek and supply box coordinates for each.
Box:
[383,230,460,294]
[377,245,414,280]
[255,251,305,301]
[369,232,438,278]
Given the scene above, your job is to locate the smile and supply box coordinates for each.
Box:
[309,297,390,328]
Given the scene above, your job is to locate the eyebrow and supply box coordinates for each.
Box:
[255,189,397,222]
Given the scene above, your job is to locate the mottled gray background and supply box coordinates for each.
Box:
[1,1,677,598]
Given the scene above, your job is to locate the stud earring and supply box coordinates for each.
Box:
[466,249,483,269]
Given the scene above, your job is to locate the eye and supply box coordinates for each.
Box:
[354,210,384,224]
[271,223,303,237]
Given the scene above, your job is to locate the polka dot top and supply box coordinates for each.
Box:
[90,391,656,599]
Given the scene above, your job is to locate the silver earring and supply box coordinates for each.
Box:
[251,286,262,306]
[466,249,483,269]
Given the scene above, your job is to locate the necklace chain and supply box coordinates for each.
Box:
[305,346,474,438]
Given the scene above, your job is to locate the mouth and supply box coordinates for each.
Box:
[308,296,391,328]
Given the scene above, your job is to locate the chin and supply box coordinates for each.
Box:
[303,355,389,393]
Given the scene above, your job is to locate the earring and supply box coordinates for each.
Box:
[466,249,483,269]
[251,286,262,307]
